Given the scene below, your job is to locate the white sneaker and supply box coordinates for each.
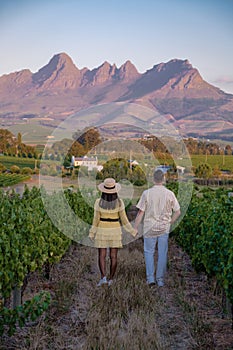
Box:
[108,279,113,286]
[97,276,108,287]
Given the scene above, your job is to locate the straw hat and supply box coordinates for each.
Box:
[98,178,121,193]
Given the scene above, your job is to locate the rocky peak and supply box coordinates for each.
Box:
[118,60,139,80]
[151,59,193,75]
[154,59,211,92]
[82,61,115,86]
[0,69,32,93]
[49,52,75,68]
[140,59,197,91]
[12,69,32,84]
[32,52,82,89]
[82,60,140,86]
[92,61,115,84]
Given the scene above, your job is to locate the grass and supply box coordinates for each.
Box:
[8,121,56,145]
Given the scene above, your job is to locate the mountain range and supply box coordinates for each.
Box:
[0,52,233,142]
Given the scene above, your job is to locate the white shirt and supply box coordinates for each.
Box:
[136,185,180,237]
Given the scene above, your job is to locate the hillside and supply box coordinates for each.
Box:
[0,53,233,142]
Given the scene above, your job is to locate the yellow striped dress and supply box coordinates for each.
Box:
[89,198,137,248]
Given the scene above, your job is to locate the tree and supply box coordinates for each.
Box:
[225,145,232,155]
[129,165,147,186]
[97,158,147,186]
[97,158,129,182]
[69,141,85,157]
[195,163,212,179]
[63,155,72,168]
[212,166,221,178]
[140,136,167,153]
[74,128,101,151]
[0,129,37,157]
[17,132,22,145]
[51,138,85,158]
[0,129,16,154]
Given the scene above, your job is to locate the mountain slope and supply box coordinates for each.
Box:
[0,53,232,140]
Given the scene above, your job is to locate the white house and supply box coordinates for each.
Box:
[156,164,185,174]
[71,156,103,171]
[156,165,171,173]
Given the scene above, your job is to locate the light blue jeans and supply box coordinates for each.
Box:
[144,233,169,284]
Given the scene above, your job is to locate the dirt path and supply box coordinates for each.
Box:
[1,238,233,349]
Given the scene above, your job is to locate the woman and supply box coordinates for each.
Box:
[89,178,137,286]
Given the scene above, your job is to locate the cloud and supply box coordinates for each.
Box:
[213,77,233,85]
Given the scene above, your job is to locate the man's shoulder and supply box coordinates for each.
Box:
[165,187,176,194]
[142,186,163,198]
[152,185,176,196]
[164,187,178,200]
[140,185,173,196]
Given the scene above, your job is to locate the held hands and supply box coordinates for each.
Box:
[89,225,97,241]
[88,230,95,242]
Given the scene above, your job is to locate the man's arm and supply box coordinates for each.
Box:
[134,209,144,230]
[170,209,181,225]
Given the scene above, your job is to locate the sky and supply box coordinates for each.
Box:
[0,0,233,93]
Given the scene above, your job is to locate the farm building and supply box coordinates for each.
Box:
[71,156,103,171]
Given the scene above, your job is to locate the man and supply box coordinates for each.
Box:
[134,169,181,287]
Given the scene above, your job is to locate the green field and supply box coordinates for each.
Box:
[145,154,233,172]
[190,154,233,171]
[0,156,38,169]
[8,120,56,144]
[124,154,233,173]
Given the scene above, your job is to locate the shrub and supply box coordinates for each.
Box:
[10,165,20,174]
[0,162,6,173]
[21,167,33,175]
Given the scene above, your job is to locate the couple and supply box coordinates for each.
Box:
[89,169,180,287]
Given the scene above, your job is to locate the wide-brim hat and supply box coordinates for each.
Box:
[98,178,121,193]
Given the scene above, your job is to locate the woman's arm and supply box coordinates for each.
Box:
[119,200,137,237]
[89,200,101,239]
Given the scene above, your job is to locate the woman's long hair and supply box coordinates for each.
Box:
[99,192,121,210]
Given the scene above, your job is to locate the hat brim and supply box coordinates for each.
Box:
[98,182,121,193]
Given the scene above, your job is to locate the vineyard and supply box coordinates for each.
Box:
[0,156,39,170]
[169,183,233,306]
[0,184,232,347]
[0,186,94,335]
[190,154,233,172]
[0,174,31,187]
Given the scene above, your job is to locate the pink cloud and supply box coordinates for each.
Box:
[213,77,233,84]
